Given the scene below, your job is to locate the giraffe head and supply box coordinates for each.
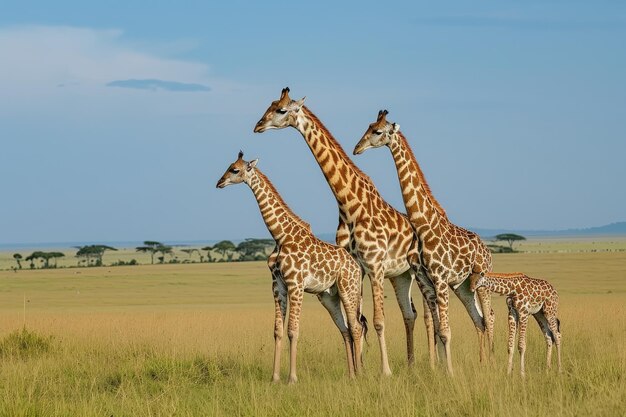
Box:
[216,151,258,188]
[353,110,400,155]
[253,87,306,133]
[469,274,487,293]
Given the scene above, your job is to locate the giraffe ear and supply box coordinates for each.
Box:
[392,123,400,133]
[294,96,306,110]
[246,159,258,171]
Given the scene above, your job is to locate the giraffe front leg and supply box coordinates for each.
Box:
[389,270,417,367]
[506,297,518,375]
[369,269,392,376]
[271,273,287,383]
[517,313,530,377]
[435,278,454,376]
[286,279,304,384]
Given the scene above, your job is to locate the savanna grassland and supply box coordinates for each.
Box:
[0,242,624,416]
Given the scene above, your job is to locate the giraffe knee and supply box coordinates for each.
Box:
[373,321,385,335]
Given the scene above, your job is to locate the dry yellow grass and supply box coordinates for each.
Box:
[0,248,624,416]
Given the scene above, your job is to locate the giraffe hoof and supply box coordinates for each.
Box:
[271,375,280,383]
[288,376,298,385]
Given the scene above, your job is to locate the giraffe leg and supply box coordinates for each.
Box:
[434,278,454,375]
[336,269,364,376]
[544,301,562,373]
[475,282,494,361]
[270,264,287,383]
[517,313,530,378]
[318,287,356,378]
[369,268,392,376]
[413,269,440,369]
[506,297,518,375]
[452,278,487,366]
[286,279,304,384]
[389,270,417,366]
[533,311,553,371]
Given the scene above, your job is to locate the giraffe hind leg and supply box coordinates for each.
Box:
[317,287,356,378]
[452,278,487,364]
[389,270,417,367]
[533,310,554,371]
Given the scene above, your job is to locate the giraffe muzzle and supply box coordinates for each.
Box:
[253,121,265,133]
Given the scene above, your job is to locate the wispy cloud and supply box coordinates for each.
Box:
[106,79,210,92]
[0,25,215,103]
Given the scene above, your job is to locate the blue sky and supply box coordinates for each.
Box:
[1,1,624,244]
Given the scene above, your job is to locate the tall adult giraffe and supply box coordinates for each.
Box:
[254,88,438,375]
[216,151,366,383]
[353,110,495,374]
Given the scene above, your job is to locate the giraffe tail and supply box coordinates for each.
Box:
[557,318,561,333]
[359,312,368,344]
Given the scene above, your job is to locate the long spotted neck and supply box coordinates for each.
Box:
[387,131,449,237]
[294,106,374,220]
[246,169,310,244]
[480,276,519,296]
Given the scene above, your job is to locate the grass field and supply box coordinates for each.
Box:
[0,245,624,416]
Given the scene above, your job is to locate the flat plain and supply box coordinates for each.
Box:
[0,240,624,416]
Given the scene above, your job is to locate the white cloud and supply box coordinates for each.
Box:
[0,25,249,117]
[0,25,210,87]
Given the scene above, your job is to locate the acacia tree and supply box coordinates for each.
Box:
[213,240,236,261]
[135,241,162,264]
[156,244,173,263]
[181,248,200,262]
[49,252,65,267]
[495,233,526,251]
[25,252,43,269]
[13,253,23,269]
[201,246,214,262]
[76,245,117,267]
[236,238,274,261]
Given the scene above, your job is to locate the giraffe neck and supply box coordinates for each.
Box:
[246,169,310,244]
[482,276,519,296]
[294,106,374,221]
[387,131,449,237]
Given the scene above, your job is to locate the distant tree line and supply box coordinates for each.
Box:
[10,238,276,270]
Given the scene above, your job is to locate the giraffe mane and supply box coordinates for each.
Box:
[301,106,377,190]
[484,272,527,279]
[395,131,448,220]
[255,169,312,232]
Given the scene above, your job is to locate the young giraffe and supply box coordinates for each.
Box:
[470,273,562,376]
[353,110,495,374]
[216,152,365,383]
[254,88,439,375]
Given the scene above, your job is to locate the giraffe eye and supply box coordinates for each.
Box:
[231,168,240,174]
[276,108,288,114]
[374,130,383,135]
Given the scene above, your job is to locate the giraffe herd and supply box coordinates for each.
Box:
[217,87,562,382]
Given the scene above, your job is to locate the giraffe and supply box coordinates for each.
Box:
[254,87,440,375]
[353,110,495,374]
[216,151,365,383]
[470,273,562,376]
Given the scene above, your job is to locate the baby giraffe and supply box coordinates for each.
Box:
[217,151,365,383]
[470,273,562,376]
